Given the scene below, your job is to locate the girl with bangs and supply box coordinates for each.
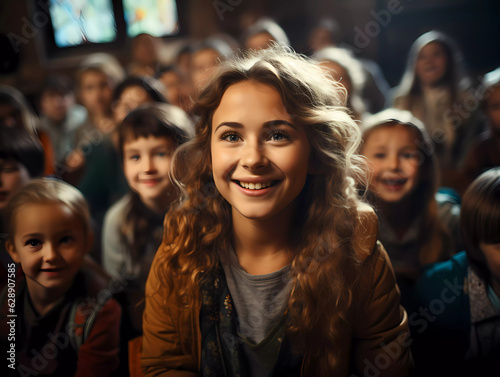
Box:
[102,104,193,335]
[414,168,500,376]
[142,46,412,376]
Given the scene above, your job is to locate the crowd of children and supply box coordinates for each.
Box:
[0,15,499,377]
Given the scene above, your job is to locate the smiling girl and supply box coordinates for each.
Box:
[361,108,461,308]
[1,179,121,376]
[392,31,480,187]
[141,46,412,376]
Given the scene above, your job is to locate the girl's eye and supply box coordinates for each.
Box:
[268,131,289,142]
[373,153,386,159]
[60,236,74,244]
[220,132,240,142]
[401,152,417,159]
[129,154,140,161]
[24,239,41,247]
[156,151,169,157]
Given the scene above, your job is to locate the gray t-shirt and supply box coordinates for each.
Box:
[219,247,292,376]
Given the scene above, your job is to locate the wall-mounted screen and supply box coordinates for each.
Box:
[48,0,117,48]
[123,0,179,38]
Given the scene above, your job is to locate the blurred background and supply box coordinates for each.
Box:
[1,0,498,97]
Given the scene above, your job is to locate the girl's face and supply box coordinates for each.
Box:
[416,42,448,87]
[0,103,23,128]
[319,60,353,96]
[363,124,421,203]
[211,80,310,221]
[113,86,153,125]
[40,90,73,124]
[245,31,275,51]
[159,71,181,107]
[132,34,158,66]
[191,48,221,93]
[6,202,91,296]
[123,135,176,211]
[79,70,113,116]
[0,158,31,210]
[486,86,500,131]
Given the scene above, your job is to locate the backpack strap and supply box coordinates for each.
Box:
[68,299,85,351]
[68,298,106,351]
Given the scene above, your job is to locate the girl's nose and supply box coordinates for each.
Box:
[43,244,60,263]
[386,154,400,171]
[142,156,156,173]
[241,142,269,171]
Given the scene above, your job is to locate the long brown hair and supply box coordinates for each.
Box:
[153,45,370,370]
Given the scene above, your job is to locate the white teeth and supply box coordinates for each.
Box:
[382,178,407,185]
[238,181,272,190]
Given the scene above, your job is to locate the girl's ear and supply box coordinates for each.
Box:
[5,240,21,263]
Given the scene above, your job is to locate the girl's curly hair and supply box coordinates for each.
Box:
[152,45,370,371]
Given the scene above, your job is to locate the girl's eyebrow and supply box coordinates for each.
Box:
[21,233,43,239]
[124,147,140,153]
[214,120,296,133]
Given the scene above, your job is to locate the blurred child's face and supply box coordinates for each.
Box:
[0,158,31,210]
[486,86,500,131]
[113,86,153,125]
[159,71,181,107]
[416,42,448,87]
[309,27,334,53]
[40,90,73,124]
[191,48,221,93]
[0,103,23,128]
[132,34,158,66]
[176,51,192,77]
[6,202,90,296]
[123,135,176,211]
[79,70,113,116]
[480,242,500,290]
[211,80,310,221]
[319,60,353,96]
[363,124,421,203]
[245,32,275,51]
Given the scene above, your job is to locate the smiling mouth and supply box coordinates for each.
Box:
[379,177,408,190]
[140,178,162,185]
[40,268,64,273]
[235,180,277,190]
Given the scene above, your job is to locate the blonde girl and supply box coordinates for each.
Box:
[361,108,460,308]
[142,46,411,376]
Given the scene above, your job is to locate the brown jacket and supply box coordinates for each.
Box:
[141,207,412,376]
